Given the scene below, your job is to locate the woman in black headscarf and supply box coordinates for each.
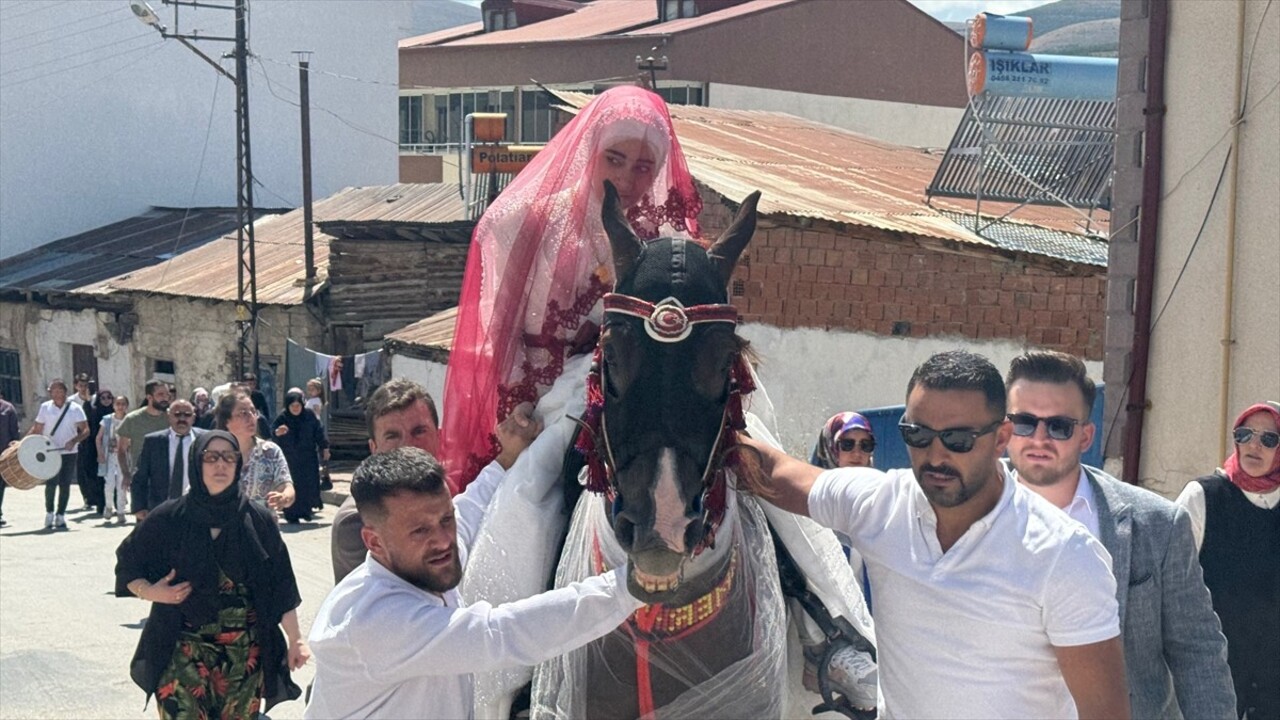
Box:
[272,388,329,523]
[115,430,308,719]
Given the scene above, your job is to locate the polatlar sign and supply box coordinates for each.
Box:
[966,12,1117,102]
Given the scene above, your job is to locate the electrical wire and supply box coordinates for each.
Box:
[0,4,124,48]
[0,31,155,80]
[148,66,225,297]
[251,57,400,147]
[0,40,166,123]
[0,12,135,57]
[0,37,162,90]
[0,0,70,22]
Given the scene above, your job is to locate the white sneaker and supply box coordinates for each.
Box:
[826,644,878,711]
[44,512,55,529]
[54,514,67,529]
[105,504,115,517]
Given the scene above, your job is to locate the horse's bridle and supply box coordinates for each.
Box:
[595,292,742,554]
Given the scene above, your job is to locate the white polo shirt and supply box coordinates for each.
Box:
[35,399,87,455]
[809,465,1119,719]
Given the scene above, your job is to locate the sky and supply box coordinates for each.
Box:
[456,0,1054,23]
[907,0,1051,22]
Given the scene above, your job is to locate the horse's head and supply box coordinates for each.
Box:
[596,180,760,603]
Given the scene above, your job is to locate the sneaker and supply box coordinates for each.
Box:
[54,514,67,529]
[825,644,878,711]
[105,505,115,517]
[0,515,7,527]
[44,512,55,529]
[117,513,127,525]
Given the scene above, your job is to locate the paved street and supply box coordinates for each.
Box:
[0,485,339,719]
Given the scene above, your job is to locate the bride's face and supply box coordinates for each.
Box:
[593,139,658,209]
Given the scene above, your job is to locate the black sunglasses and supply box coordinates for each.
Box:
[898,419,1003,454]
[1007,413,1080,441]
[1234,427,1280,449]
[838,438,876,454]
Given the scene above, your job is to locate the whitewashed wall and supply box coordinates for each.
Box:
[0,0,415,259]
[387,324,1102,458]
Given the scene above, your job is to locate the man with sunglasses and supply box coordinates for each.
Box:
[1005,351,1235,720]
[129,399,204,521]
[744,350,1128,719]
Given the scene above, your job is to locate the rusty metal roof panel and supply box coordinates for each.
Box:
[384,306,458,354]
[665,104,1107,245]
[98,184,471,306]
[626,0,797,35]
[439,0,656,46]
[399,21,486,49]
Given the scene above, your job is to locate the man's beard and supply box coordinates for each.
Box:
[395,548,462,594]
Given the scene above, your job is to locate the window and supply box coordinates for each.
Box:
[485,9,516,32]
[660,0,696,21]
[150,358,176,385]
[399,95,424,145]
[656,84,706,107]
[0,349,21,407]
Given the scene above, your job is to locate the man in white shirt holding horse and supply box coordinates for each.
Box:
[745,350,1129,719]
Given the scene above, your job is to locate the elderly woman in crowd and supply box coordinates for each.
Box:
[272,388,329,523]
[115,430,308,718]
[214,390,295,516]
[1177,400,1280,720]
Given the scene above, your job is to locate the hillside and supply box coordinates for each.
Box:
[1031,17,1120,57]
[407,0,480,37]
[1013,0,1121,36]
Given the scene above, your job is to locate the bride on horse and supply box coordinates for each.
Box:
[440,86,875,719]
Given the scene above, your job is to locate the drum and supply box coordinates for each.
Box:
[0,436,62,490]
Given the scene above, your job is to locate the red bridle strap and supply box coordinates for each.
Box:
[602,293,739,343]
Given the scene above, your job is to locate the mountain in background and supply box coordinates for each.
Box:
[941,0,1120,57]
[408,0,480,37]
[1018,0,1120,57]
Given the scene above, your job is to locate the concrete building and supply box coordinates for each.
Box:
[397,0,969,184]
[386,101,1108,454]
[1106,1,1279,496]
[0,0,417,260]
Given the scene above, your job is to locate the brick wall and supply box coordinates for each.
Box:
[697,192,1107,361]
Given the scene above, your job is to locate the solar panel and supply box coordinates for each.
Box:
[927,94,1116,212]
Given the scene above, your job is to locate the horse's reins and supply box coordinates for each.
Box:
[594,292,744,555]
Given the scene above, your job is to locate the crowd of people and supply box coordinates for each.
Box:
[1,86,1276,720]
[0,372,329,531]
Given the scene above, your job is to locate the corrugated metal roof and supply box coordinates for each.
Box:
[381,307,458,353]
[548,90,1107,257]
[97,184,472,306]
[0,207,277,294]
[625,0,796,35]
[938,211,1107,267]
[434,0,656,46]
[399,21,485,49]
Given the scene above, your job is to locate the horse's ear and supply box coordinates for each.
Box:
[708,191,761,286]
[602,180,641,284]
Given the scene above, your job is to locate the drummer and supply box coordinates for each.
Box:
[0,387,19,528]
[28,379,89,531]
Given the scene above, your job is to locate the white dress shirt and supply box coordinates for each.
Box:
[167,429,194,495]
[305,463,642,720]
[809,465,1119,719]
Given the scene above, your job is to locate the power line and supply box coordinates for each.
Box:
[0,37,162,90]
[0,41,166,122]
[0,31,154,79]
[0,12,134,57]
[0,0,70,22]
[256,54,397,87]
[251,57,400,147]
[151,68,226,296]
[0,4,123,47]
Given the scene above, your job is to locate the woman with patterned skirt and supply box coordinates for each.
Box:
[115,430,309,718]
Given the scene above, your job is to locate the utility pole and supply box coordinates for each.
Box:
[296,52,315,288]
[130,0,259,379]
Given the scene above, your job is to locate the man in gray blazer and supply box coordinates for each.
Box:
[1004,351,1235,720]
